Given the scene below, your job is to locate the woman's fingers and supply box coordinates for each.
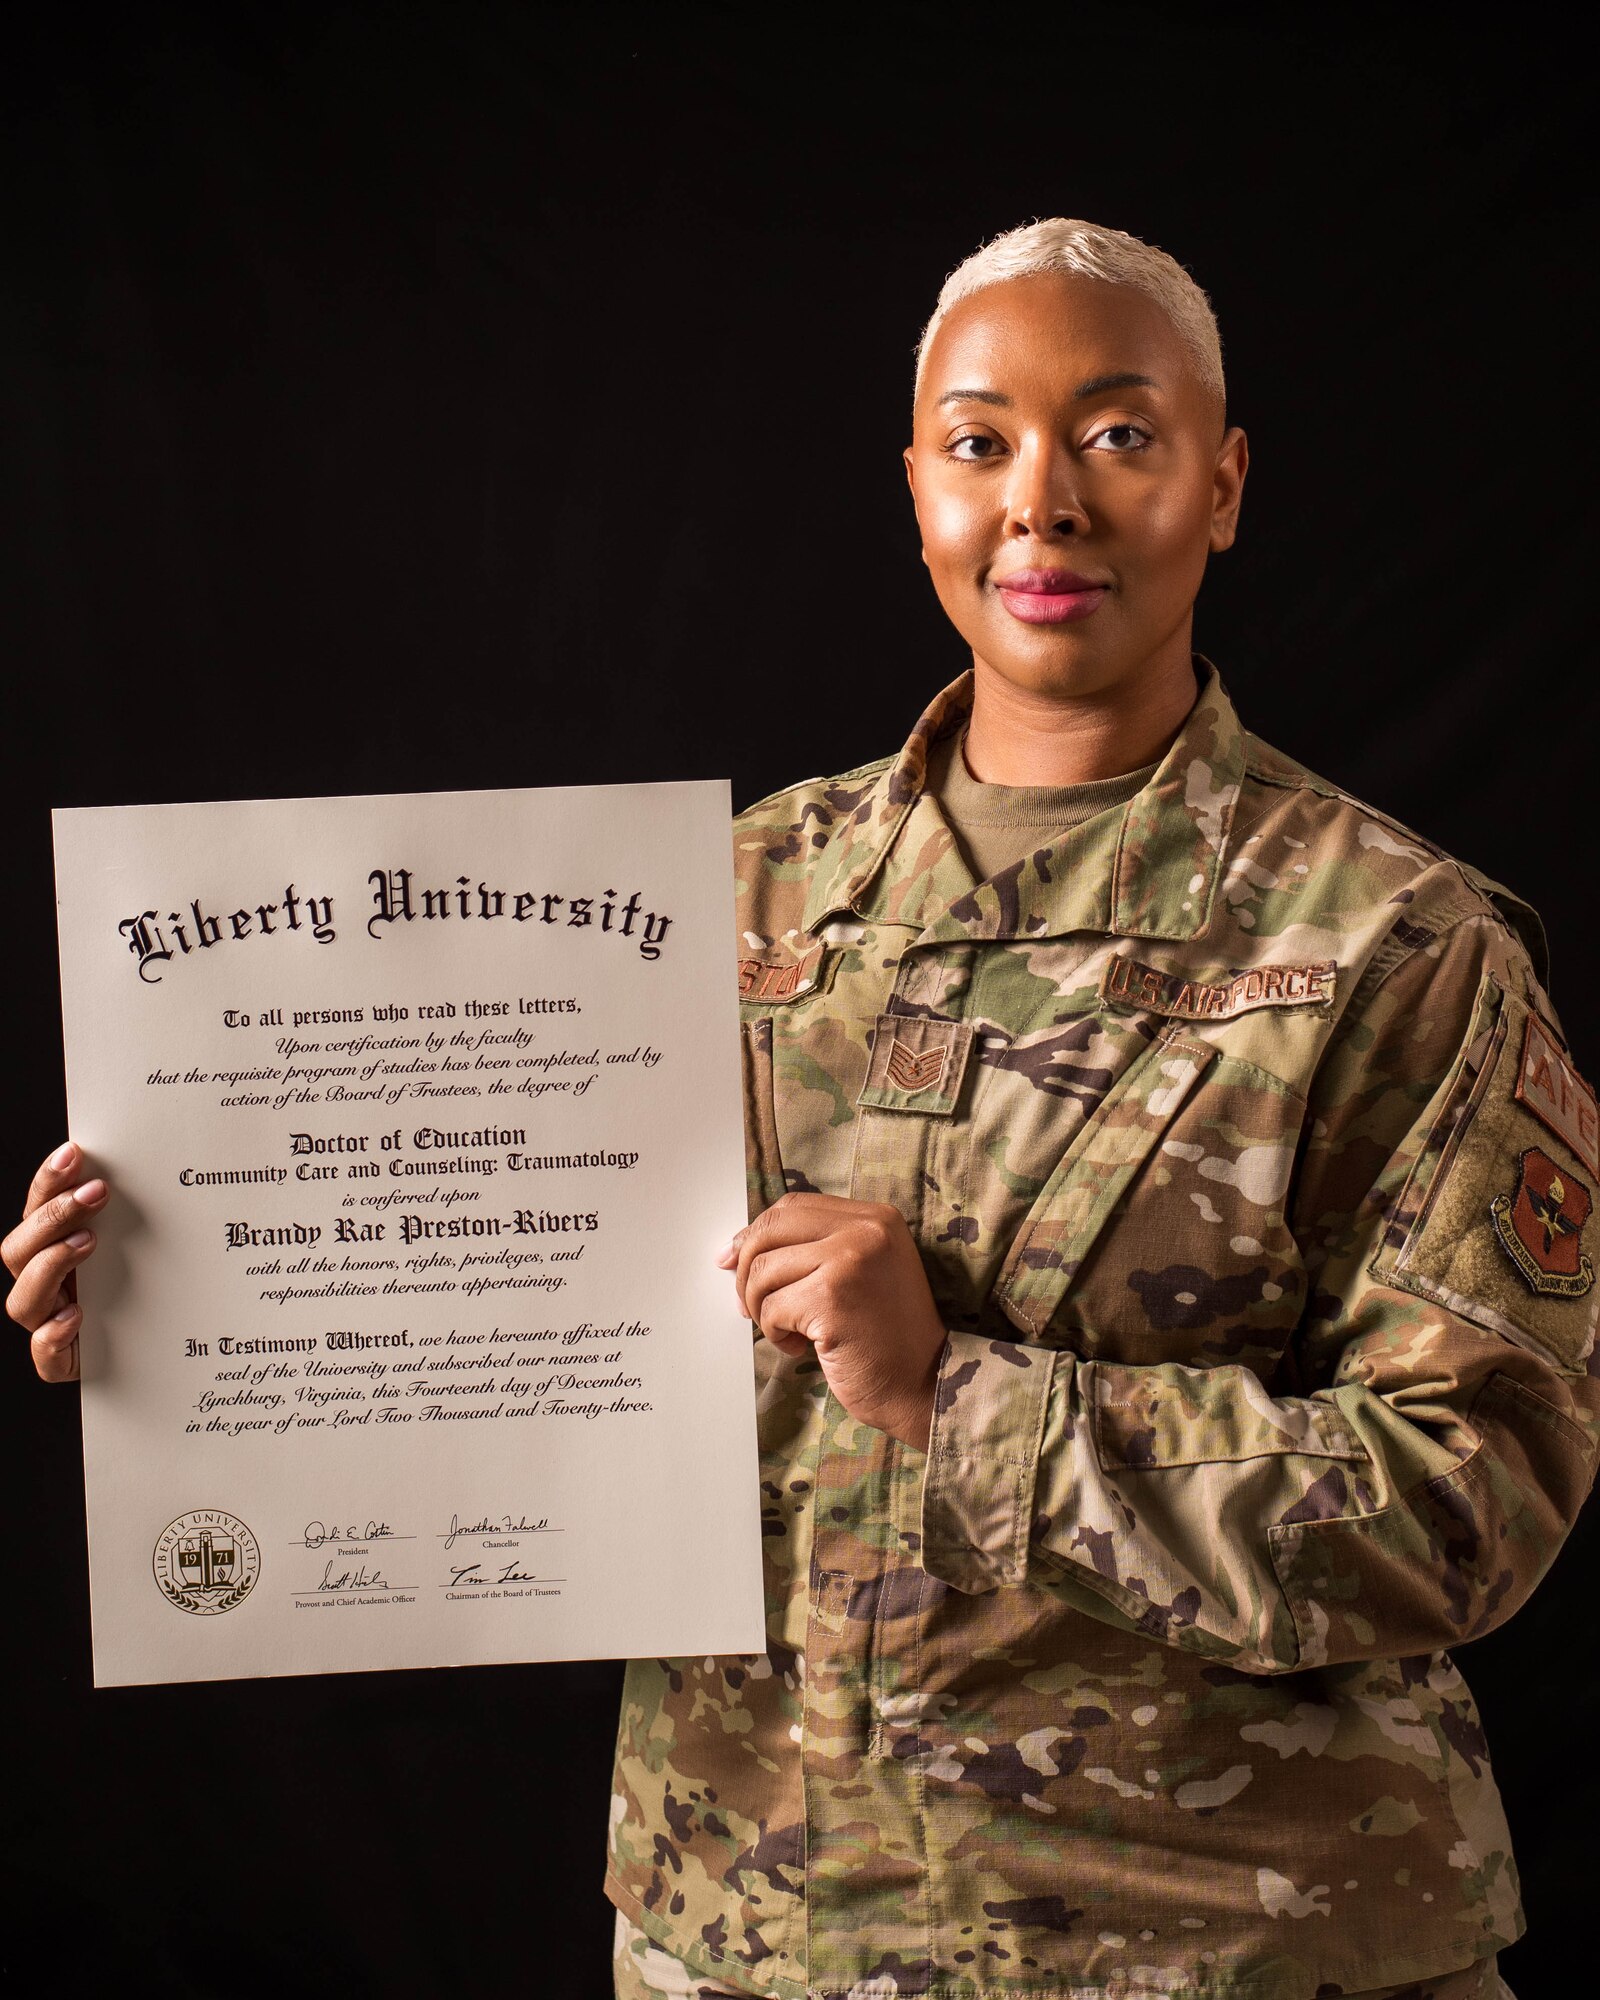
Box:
[2,1168,109,1281]
[755,1275,820,1362]
[5,1146,107,1385]
[6,1229,96,1331]
[742,1240,824,1331]
[31,1298,82,1383]
[24,1140,83,1216]
[725,1195,841,1314]
[719,1195,849,1266]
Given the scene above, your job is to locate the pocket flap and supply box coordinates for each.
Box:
[994,1029,1217,1338]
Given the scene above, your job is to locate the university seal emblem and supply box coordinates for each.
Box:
[152,1510,261,1615]
[1490,1146,1594,1298]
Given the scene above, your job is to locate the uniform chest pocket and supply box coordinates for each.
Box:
[993,1025,1217,1338]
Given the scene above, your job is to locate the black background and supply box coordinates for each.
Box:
[5,7,1595,1994]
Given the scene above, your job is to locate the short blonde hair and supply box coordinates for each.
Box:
[914,217,1225,412]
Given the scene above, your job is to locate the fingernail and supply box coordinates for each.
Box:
[45,1302,81,1332]
[50,1142,77,1172]
[715,1243,738,1268]
[65,1229,94,1250]
[73,1179,108,1208]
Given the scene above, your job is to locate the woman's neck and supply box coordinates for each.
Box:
[962,649,1201,786]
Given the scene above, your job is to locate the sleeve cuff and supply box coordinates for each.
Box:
[920,1329,1057,1593]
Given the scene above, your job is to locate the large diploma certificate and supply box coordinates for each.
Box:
[54,782,765,1686]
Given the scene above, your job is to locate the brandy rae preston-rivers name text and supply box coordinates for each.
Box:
[118,869,675,982]
[223,1209,602,1248]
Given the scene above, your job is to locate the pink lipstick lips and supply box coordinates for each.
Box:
[992,567,1110,625]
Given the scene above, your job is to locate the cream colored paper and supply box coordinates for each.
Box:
[54,782,764,1686]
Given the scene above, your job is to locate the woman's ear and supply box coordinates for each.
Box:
[1209,425,1249,553]
[902,446,926,563]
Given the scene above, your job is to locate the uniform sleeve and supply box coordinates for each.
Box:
[919,912,1600,1674]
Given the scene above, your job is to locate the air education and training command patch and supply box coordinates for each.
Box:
[1490,1146,1595,1298]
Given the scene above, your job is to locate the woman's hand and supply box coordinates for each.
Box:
[4,1142,110,1383]
[719,1193,947,1450]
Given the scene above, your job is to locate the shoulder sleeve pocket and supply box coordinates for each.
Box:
[1371,971,1599,1373]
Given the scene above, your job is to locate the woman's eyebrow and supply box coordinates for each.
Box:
[1074,370,1160,398]
[935,371,1161,409]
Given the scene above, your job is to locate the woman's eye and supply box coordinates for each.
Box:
[947,433,1004,461]
[1089,423,1153,453]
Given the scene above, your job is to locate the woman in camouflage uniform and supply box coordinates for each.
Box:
[603,224,1591,1997]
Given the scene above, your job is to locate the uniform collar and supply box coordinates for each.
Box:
[803,655,1246,946]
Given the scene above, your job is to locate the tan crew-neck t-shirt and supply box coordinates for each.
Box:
[927,729,1158,883]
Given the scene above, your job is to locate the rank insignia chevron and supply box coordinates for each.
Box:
[885,1037,947,1094]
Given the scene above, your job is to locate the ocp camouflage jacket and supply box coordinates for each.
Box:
[606,660,1600,1999]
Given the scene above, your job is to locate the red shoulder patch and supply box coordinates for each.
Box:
[1490,1146,1595,1297]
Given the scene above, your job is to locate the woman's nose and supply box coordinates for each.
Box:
[1003,438,1086,538]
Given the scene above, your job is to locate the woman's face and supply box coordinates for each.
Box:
[905,271,1248,706]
